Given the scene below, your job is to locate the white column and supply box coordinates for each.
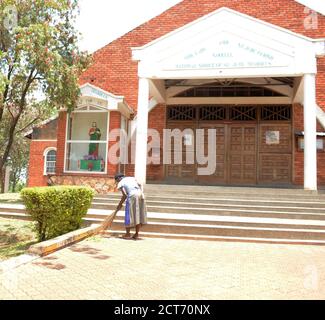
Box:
[303,73,317,191]
[135,78,150,186]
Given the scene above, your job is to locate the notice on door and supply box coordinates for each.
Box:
[266,131,280,145]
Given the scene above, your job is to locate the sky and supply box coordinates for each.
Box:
[75,0,325,53]
[76,0,182,52]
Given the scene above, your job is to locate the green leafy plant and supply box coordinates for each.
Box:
[0,0,92,192]
[21,186,94,241]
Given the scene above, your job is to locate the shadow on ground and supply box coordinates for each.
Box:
[33,256,66,270]
[69,244,110,260]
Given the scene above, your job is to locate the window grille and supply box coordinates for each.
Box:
[167,106,196,121]
[261,106,291,121]
[199,106,226,121]
[230,106,257,121]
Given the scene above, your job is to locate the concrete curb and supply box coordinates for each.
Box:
[27,224,103,257]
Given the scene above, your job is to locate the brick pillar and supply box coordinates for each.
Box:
[108,111,121,176]
[147,104,166,181]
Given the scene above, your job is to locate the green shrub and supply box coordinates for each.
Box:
[20,186,95,241]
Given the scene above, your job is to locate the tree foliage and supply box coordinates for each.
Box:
[9,135,29,192]
[0,0,92,192]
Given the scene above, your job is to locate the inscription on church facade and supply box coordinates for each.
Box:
[169,37,289,70]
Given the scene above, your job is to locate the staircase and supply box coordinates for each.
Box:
[2,184,325,245]
[93,184,325,245]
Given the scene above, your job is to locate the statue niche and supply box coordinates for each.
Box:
[88,122,101,157]
[79,121,105,172]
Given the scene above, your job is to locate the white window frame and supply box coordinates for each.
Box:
[43,147,57,176]
[64,106,110,175]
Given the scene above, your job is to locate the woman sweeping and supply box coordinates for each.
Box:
[114,173,148,240]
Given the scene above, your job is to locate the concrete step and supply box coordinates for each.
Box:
[91,199,325,213]
[105,208,325,242]
[0,204,25,214]
[144,184,325,196]
[4,205,325,244]
[96,191,325,202]
[93,195,325,207]
[0,211,32,221]
[85,209,325,243]
[4,184,325,244]
[144,184,325,194]
[106,230,325,246]
[85,210,325,230]
[3,202,325,223]
[89,204,325,220]
[108,220,325,241]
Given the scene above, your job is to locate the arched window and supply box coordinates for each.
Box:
[44,148,57,175]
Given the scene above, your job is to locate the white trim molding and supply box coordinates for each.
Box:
[31,139,57,142]
[132,7,318,79]
[43,147,57,157]
[79,83,134,118]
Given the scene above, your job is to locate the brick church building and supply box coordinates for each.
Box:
[26,0,325,193]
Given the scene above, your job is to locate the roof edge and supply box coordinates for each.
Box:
[131,6,317,57]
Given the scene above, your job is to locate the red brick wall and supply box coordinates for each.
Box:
[80,0,325,111]
[27,141,57,187]
[108,111,121,176]
[147,104,166,181]
[293,104,325,186]
[293,103,304,185]
[317,57,325,112]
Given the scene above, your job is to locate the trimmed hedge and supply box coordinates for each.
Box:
[21,186,95,241]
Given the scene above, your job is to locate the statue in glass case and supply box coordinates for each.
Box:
[88,122,101,157]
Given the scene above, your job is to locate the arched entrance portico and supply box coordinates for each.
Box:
[131,7,323,190]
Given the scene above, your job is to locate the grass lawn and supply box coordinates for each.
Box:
[0,218,37,261]
[0,193,22,204]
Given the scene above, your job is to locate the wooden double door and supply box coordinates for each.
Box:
[200,123,258,184]
[166,122,258,185]
[165,105,293,186]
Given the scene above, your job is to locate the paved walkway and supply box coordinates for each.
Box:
[1,236,325,300]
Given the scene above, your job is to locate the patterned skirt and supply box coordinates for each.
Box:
[125,190,148,228]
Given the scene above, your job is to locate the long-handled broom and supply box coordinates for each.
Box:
[99,208,119,231]
[95,196,126,234]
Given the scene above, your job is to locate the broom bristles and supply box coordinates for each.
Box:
[96,209,118,233]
